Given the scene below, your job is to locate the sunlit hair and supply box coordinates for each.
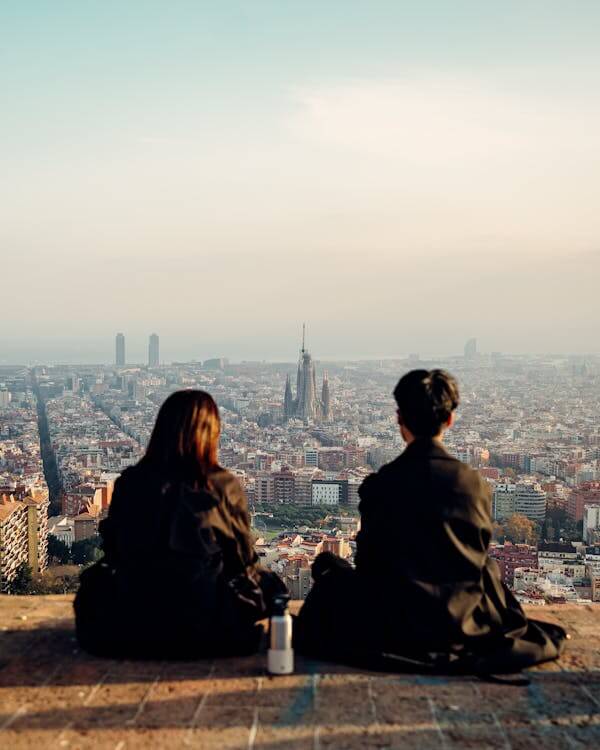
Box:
[144,390,221,482]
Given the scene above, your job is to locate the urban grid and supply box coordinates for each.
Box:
[1,332,599,605]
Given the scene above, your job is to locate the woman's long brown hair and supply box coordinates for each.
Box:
[144,390,220,483]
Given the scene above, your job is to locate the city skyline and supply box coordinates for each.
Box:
[0,335,599,368]
[3,352,599,603]
[1,327,599,368]
[1,334,599,367]
[1,4,599,737]
[2,2,600,358]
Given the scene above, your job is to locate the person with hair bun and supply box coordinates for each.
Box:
[75,390,285,658]
[295,370,566,674]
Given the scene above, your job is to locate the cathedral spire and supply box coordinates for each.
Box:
[283,373,294,419]
[287,323,322,422]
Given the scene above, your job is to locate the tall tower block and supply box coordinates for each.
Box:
[115,333,125,367]
[148,333,160,367]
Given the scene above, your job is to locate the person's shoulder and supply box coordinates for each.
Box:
[208,467,245,503]
[358,456,402,507]
[442,459,492,521]
[111,464,138,492]
[105,465,141,516]
[115,461,158,489]
[370,454,406,483]
[116,464,137,481]
[450,457,488,491]
[431,451,486,493]
[114,462,178,505]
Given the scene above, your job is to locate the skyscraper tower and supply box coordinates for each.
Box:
[321,371,331,421]
[115,333,125,367]
[464,338,477,361]
[148,333,159,367]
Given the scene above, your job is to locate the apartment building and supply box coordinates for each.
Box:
[514,481,547,522]
[492,483,516,521]
[0,488,49,591]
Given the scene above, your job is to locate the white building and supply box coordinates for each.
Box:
[492,483,516,521]
[347,478,361,507]
[514,481,547,522]
[513,567,539,590]
[583,505,600,543]
[538,543,580,573]
[584,546,600,575]
[312,481,341,506]
[304,449,319,468]
[48,515,75,547]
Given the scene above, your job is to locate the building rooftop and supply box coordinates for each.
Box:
[0,499,24,523]
[538,543,578,553]
[1,596,599,748]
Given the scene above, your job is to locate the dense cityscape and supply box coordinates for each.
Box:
[1,332,599,605]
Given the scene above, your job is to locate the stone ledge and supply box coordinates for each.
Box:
[1,595,599,749]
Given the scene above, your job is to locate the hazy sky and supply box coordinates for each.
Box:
[2,1,600,363]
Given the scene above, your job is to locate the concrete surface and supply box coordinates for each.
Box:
[1,595,599,749]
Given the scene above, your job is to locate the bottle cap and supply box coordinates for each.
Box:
[272,594,291,616]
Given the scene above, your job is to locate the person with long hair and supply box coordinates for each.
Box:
[74,390,286,658]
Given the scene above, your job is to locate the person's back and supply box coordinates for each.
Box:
[355,436,497,652]
[74,390,285,659]
[295,370,567,673]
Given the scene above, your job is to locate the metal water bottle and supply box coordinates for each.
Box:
[267,594,294,675]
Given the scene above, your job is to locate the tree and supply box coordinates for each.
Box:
[541,517,555,542]
[492,522,506,542]
[47,534,72,564]
[9,562,33,594]
[35,572,80,594]
[71,537,102,566]
[546,507,568,528]
[504,513,538,545]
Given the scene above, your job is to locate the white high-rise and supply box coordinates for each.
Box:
[148,333,159,367]
[492,483,516,521]
[584,505,600,543]
[514,482,547,522]
[115,333,125,367]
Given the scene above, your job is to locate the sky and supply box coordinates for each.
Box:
[2,1,600,363]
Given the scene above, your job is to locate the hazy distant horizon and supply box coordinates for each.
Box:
[0,335,597,368]
[3,3,600,352]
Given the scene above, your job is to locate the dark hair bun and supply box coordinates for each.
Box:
[393,369,459,437]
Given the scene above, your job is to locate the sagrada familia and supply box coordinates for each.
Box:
[283,326,331,422]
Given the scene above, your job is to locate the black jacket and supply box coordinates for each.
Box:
[354,438,565,667]
[296,438,566,672]
[74,462,280,658]
[101,462,258,579]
